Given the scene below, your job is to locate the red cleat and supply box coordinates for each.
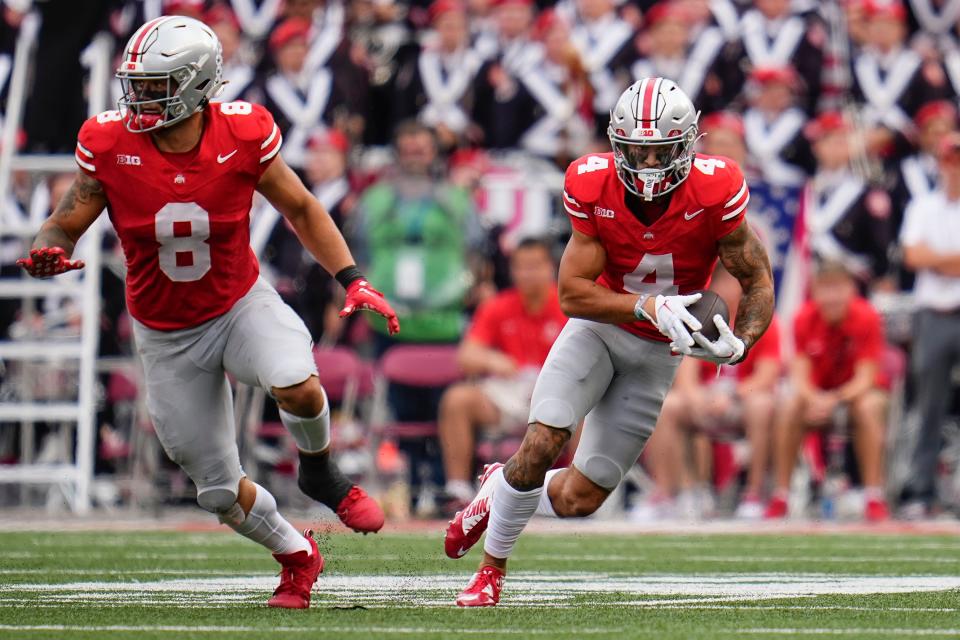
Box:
[865,497,890,522]
[444,462,503,559]
[456,565,505,607]
[267,530,324,609]
[336,485,385,533]
[764,495,788,519]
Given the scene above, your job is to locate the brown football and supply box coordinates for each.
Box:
[687,290,730,342]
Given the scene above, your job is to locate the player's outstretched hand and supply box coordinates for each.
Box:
[340,279,400,335]
[687,314,746,365]
[641,293,703,354]
[16,247,85,279]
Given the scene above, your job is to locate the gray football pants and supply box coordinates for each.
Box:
[527,318,682,489]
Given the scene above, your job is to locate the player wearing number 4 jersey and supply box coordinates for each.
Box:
[449,78,775,606]
[19,16,398,609]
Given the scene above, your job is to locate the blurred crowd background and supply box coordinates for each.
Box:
[0,0,959,524]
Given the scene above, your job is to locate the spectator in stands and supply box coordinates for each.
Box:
[207,4,258,103]
[348,0,413,146]
[727,0,826,115]
[262,16,363,168]
[263,18,336,169]
[800,112,893,283]
[471,0,540,148]
[350,119,486,354]
[226,0,286,42]
[630,3,725,114]
[851,0,951,158]
[641,268,782,521]
[437,238,566,511]
[766,260,890,522]
[518,9,593,163]
[890,100,955,237]
[742,66,814,188]
[569,0,636,134]
[393,0,484,151]
[699,111,747,166]
[898,131,960,518]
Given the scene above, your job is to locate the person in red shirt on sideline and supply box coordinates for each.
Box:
[766,260,890,522]
[641,266,782,521]
[438,238,567,512]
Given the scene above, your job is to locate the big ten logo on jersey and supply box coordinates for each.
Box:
[117,154,141,166]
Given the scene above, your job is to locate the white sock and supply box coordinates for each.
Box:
[483,471,542,559]
[445,480,475,502]
[227,483,311,556]
[534,469,562,518]
[279,387,330,453]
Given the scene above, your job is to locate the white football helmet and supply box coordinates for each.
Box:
[608,78,700,200]
[116,16,224,133]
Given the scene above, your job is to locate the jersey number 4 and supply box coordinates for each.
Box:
[155,203,211,282]
[623,253,678,296]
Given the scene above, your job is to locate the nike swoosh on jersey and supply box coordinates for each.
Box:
[217,149,238,163]
[684,208,705,220]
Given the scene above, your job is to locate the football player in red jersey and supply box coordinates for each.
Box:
[17,16,398,609]
[448,78,775,606]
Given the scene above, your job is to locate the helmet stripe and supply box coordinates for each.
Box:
[640,78,653,123]
[640,77,658,123]
[128,17,169,63]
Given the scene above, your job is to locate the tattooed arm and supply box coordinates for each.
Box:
[717,221,775,354]
[18,172,106,278]
[32,172,107,255]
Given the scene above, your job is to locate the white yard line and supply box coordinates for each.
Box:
[2,573,959,609]
[737,629,960,636]
[0,569,273,576]
[515,554,955,564]
[0,625,616,635]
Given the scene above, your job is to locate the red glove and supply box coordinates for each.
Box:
[17,247,85,279]
[340,279,400,335]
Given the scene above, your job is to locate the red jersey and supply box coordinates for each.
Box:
[563,152,749,342]
[793,297,888,391]
[75,101,283,331]
[466,286,567,367]
[699,314,782,383]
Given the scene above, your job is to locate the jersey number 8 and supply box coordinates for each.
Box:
[155,203,211,282]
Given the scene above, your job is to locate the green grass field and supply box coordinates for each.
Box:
[0,528,958,639]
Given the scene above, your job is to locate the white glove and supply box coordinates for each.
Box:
[639,293,703,353]
[686,314,746,365]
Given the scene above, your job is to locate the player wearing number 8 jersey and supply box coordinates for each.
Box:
[19,16,398,609]
[449,78,776,606]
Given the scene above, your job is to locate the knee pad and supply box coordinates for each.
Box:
[279,386,330,453]
[529,397,577,431]
[573,455,624,491]
[197,486,241,524]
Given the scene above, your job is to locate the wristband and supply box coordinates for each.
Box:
[335,265,365,289]
[634,294,652,322]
